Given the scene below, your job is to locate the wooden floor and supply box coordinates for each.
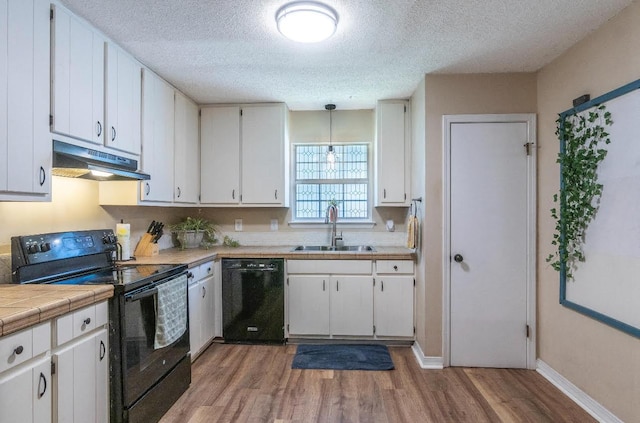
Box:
[159,343,595,423]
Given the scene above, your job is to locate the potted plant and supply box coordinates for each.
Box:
[169,217,218,249]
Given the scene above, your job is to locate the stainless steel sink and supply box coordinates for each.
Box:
[292,245,375,252]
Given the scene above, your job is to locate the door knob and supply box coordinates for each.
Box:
[453,254,464,263]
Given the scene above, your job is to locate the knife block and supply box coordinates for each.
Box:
[134,234,160,257]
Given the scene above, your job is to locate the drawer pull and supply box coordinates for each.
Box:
[99,340,106,361]
[393,265,398,271]
[83,317,91,326]
[14,345,24,355]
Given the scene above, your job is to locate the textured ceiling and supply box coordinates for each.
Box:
[59,0,633,110]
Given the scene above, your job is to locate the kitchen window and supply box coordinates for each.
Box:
[293,144,371,221]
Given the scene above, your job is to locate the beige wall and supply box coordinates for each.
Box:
[537,2,640,422]
[418,73,537,355]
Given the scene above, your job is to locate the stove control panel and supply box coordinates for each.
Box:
[11,229,118,267]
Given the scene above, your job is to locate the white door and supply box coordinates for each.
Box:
[448,115,535,368]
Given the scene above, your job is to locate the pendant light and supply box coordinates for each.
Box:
[325,103,336,167]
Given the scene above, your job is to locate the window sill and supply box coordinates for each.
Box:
[288,221,376,229]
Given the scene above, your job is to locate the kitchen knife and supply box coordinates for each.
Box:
[147,220,156,234]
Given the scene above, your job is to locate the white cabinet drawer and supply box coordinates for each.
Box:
[287,260,372,275]
[199,261,214,279]
[376,260,414,274]
[0,322,50,373]
[55,301,108,346]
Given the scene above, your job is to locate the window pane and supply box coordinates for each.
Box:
[294,144,369,220]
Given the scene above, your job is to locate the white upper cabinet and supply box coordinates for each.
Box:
[140,68,174,202]
[51,4,104,145]
[375,100,411,206]
[174,91,200,203]
[241,105,288,205]
[200,103,288,206]
[105,42,141,155]
[0,0,51,201]
[200,106,241,204]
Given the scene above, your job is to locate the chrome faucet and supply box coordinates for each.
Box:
[325,204,342,249]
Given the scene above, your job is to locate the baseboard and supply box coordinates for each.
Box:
[536,359,623,423]
[411,342,444,369]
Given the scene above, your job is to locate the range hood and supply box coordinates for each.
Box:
[52,140,150,181]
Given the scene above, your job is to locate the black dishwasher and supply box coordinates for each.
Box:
[221,258,285,343]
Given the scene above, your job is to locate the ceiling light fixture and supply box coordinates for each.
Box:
[276,1,338,43]
[325,103,336,167]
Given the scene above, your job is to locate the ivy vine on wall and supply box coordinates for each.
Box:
[547,105,613,280]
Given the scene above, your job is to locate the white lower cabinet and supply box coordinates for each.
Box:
[287,259,414,340]
[188,261,216,360]
[0,323,52,423]
[330,276,374,336]
[53,301,109,423]
[288,276,330,336]
[287,260,375,338]
[374,260,415,338]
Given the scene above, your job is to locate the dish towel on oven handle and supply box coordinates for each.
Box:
[154,273,188,349]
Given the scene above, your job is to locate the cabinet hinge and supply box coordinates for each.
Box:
[50,8,54,20]
[373,325,376,334]
[526,324,530,338]
[49,114,53,127]
[51,360,56,375]
[240,109,243,116]
[286,277,289,286]
[524,142,534,156]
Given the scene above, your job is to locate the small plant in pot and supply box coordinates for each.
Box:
[169,217,218,249]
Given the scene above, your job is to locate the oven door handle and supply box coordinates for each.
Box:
[125,286,158,302]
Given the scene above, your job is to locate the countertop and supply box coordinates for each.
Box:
[0,284,113,337]
[128,245,416,267]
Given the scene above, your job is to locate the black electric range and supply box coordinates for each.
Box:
[11,229,190,423]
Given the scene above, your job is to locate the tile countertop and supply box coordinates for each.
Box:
[128,245,416,267]
[0,284,114,337]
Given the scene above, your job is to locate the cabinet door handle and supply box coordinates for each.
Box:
[14,345,24,355]
[96,121,102,137]
[274,189,278,200]
[383,188,387,199]
[322,280,325,291]
[39,167,46,186]
[177,187,181,198]
[111,126,116,141]
[232,189,235,200]
[99,340,106,361]
[336,280,339,292]
[38,372,47,398]
[202,286,206,298]
[381,280,384,292]
[145,182,150,196]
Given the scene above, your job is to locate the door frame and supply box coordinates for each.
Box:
[442,114,537,369]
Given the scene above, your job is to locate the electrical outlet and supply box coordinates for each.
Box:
[270,219,278,231]
[235,219,243,231]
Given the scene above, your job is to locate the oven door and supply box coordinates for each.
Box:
[121,272,189,407]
